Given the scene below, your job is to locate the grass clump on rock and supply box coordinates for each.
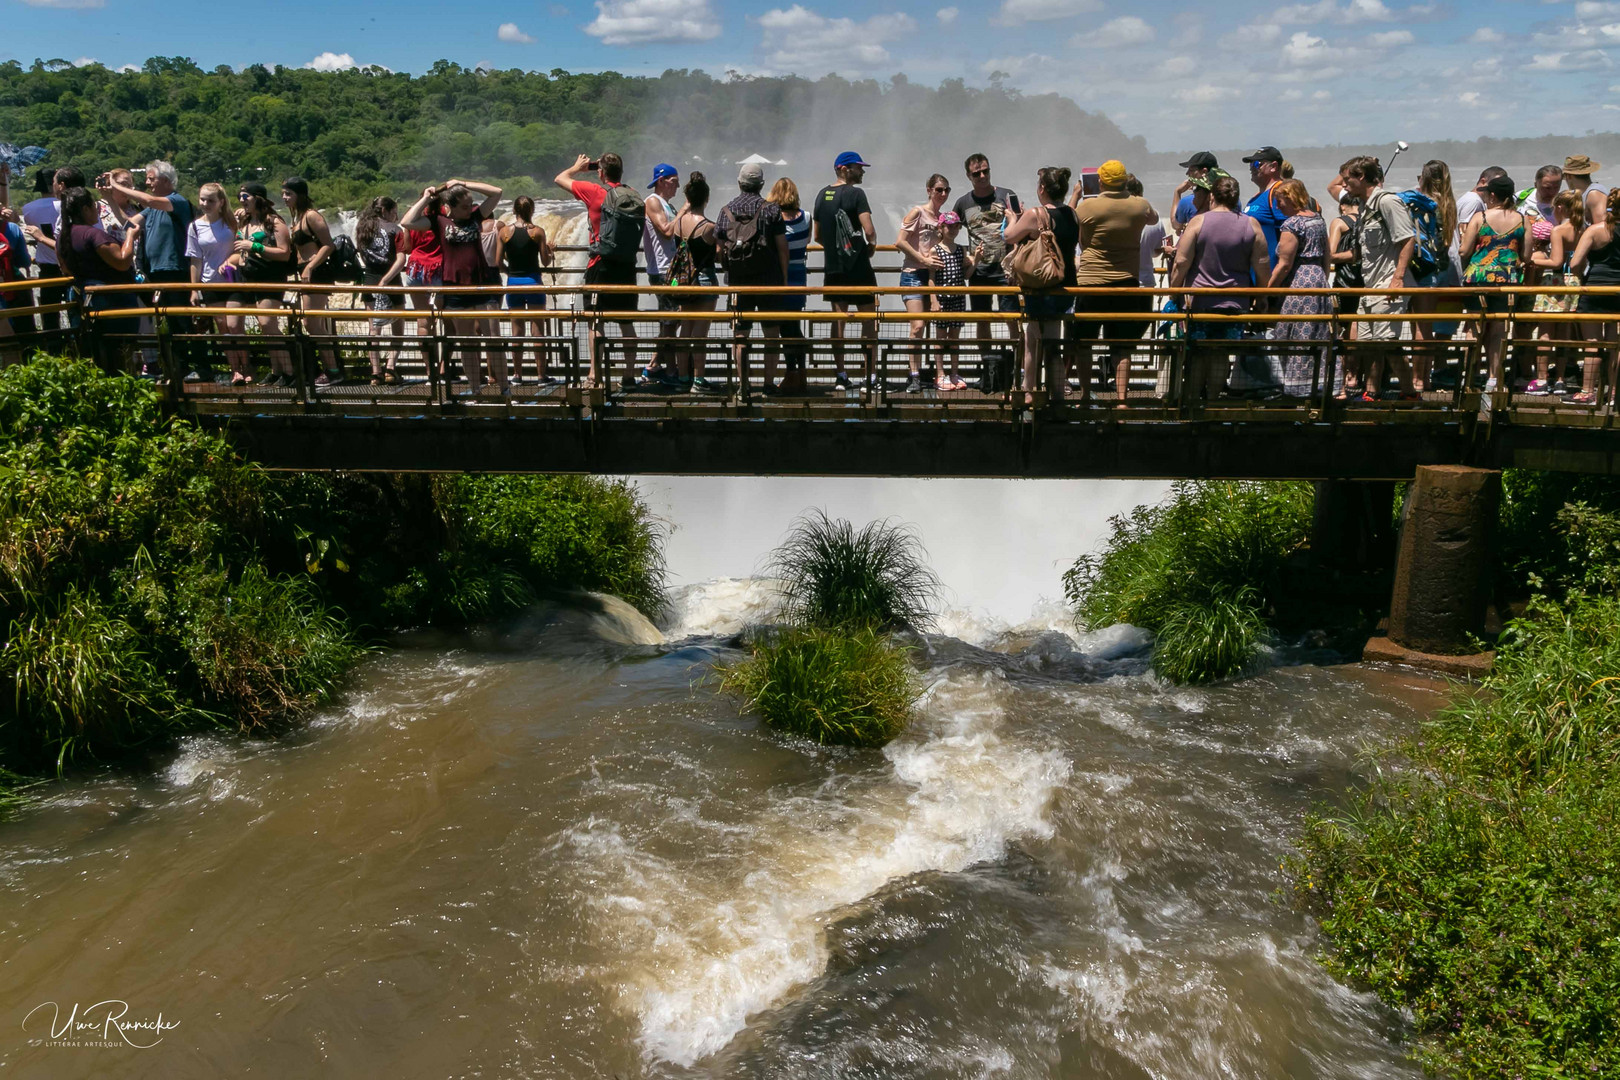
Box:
[1062,481,1313,684]
[720,512,934,747]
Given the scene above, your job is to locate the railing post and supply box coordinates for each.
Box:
[155,296,181,406]
[289,301,312,405]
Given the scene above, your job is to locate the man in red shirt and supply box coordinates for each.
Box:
[554,152,641,389]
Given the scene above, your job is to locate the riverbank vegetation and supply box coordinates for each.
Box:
[1062,481,1314,684]
[1292,472,1620,1078]
[0,355,664,800]
[720,513,931,747]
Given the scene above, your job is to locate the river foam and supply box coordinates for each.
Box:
[558,665,1069,1066]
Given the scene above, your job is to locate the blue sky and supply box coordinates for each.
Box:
[5,0,1618,147]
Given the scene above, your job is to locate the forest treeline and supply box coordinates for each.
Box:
[0,58,1143,207]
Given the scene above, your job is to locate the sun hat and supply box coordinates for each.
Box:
[1098,160,1128,189]
[833,151,872,170]
[1563,154,1601,176]
[1188,167,1235,192]
[647,163,677,188]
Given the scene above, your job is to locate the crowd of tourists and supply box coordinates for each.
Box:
[0,145,1617,404]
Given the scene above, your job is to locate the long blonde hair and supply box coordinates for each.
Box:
[1419,160,1458,247]
[767,176,800,214]
[1554,189,1586,233]
[198,182,232,222]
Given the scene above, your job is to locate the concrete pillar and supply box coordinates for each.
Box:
[1312,480,1395,572]
[1387,465,1500,655]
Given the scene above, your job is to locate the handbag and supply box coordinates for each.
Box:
[1002,207,1064,290]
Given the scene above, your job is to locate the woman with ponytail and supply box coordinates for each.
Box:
[1567,188,1620,405]
[355,195,407,385]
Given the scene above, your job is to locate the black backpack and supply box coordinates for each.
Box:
[721,203,776,277]
[326,234,365,284]
[590,184,646,266]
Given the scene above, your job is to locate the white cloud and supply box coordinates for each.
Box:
[982,53,1057,79]
[1275,0,1392,23]
[1458,89,1481,104]
[1283,30,1338,64]
[1220,21,1284,46]
[117,63,140,73]
[756,6,916,71]
[497,22,535,43]
[1156,54,1198,76]
[16,0,104,7]
[305,52,357,71]
[1173,84,1242,104]
[1312,88,1332,98]
[1073,15,1155,47]
[585,0,721,45]
[1526,48,1613,69]
[1368,28,1414,44]
[936,6,958,22]
[71,56,97,66]
[1468,27,1504,42]
[1281,88,1303,99]
[993,0,1102,26]
[1576,0,1620,15]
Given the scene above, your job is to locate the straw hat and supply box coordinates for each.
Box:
[1563,154,1601,176]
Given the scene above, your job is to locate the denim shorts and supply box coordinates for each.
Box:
[899,268,931,303]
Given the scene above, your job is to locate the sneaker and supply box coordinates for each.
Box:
[314,372,332,388]
[691,376,719,394]
[537,375,561,387]
[1552,379,1569,395]
[183,370,203,383]
[834,371,852,390]
[500,385,513,398]
[620,375,638,392]
[1526,379,1550,395]
[905,374,922,394]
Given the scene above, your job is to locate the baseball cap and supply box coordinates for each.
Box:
[834,151,872,170]
[738,162,765,189]
[1098,160,1128,189]
[239,180,270,201]
[1178,151,1218,170]
[1484,174,1517,200]
[1241,146,1284,165]
[647,163,677,188]
[1188,167,1235,192]
[937,210,961,227]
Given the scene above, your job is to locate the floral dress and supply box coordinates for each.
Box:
[1274,214,1331,396]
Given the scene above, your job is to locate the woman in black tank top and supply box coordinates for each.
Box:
[499,196,555,384]
[672,173,720,388]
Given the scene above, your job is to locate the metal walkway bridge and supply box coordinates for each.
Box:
[6,277,1618,479]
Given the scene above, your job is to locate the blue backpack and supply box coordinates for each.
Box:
[1395,190,1448,278]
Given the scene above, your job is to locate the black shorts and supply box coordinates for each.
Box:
[586,261,639,313]
[1069,279,1151,341]
[1584,292,1620,315]
[824,266,876,309]
[732,287,786,333]
[967,270,1019,313]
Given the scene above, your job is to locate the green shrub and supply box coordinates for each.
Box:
[769,511,940,630]
[718,625,918,747]
[1063,481,1311,683]
[1292,589,1620,1078]
[437,475,668,619]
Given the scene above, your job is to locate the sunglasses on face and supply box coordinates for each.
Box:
[969,169,990,178]
[932,186,950,194]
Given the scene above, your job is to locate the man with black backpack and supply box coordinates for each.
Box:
[813,151,878,390]
[718,162,790,394]
[555,151,646,390]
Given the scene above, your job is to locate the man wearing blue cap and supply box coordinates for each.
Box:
[644,163,680,379]
[813,151,878,390]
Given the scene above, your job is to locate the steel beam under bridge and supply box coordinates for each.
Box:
[200,414,1620,479]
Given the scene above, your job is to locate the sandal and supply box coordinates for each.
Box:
[1569,392,1598,405]
[231,374,247,387]
[370,375,383,387]
[383,370,401,386]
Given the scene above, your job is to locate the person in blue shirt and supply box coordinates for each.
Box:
[1172,150,1218,233]
[100,160,197,377]
[1241,146,1289,261]
[0,200,34,340]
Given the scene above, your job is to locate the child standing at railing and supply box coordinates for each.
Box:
[930,211,980,392]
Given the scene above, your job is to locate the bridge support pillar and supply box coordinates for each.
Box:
[1387,465,1500,655]
[1311,480,1395,572]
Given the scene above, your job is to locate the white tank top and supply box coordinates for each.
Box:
[643,194,677,279]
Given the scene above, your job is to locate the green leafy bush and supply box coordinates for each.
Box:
[1292,593,1620,1079]
[770,511,940,631]
[717,626,918,747]
[1062,481,1312,683]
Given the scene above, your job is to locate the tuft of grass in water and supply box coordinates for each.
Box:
[1062,481,1312,684]
[769,510,940,631]
[717,625,918,747]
